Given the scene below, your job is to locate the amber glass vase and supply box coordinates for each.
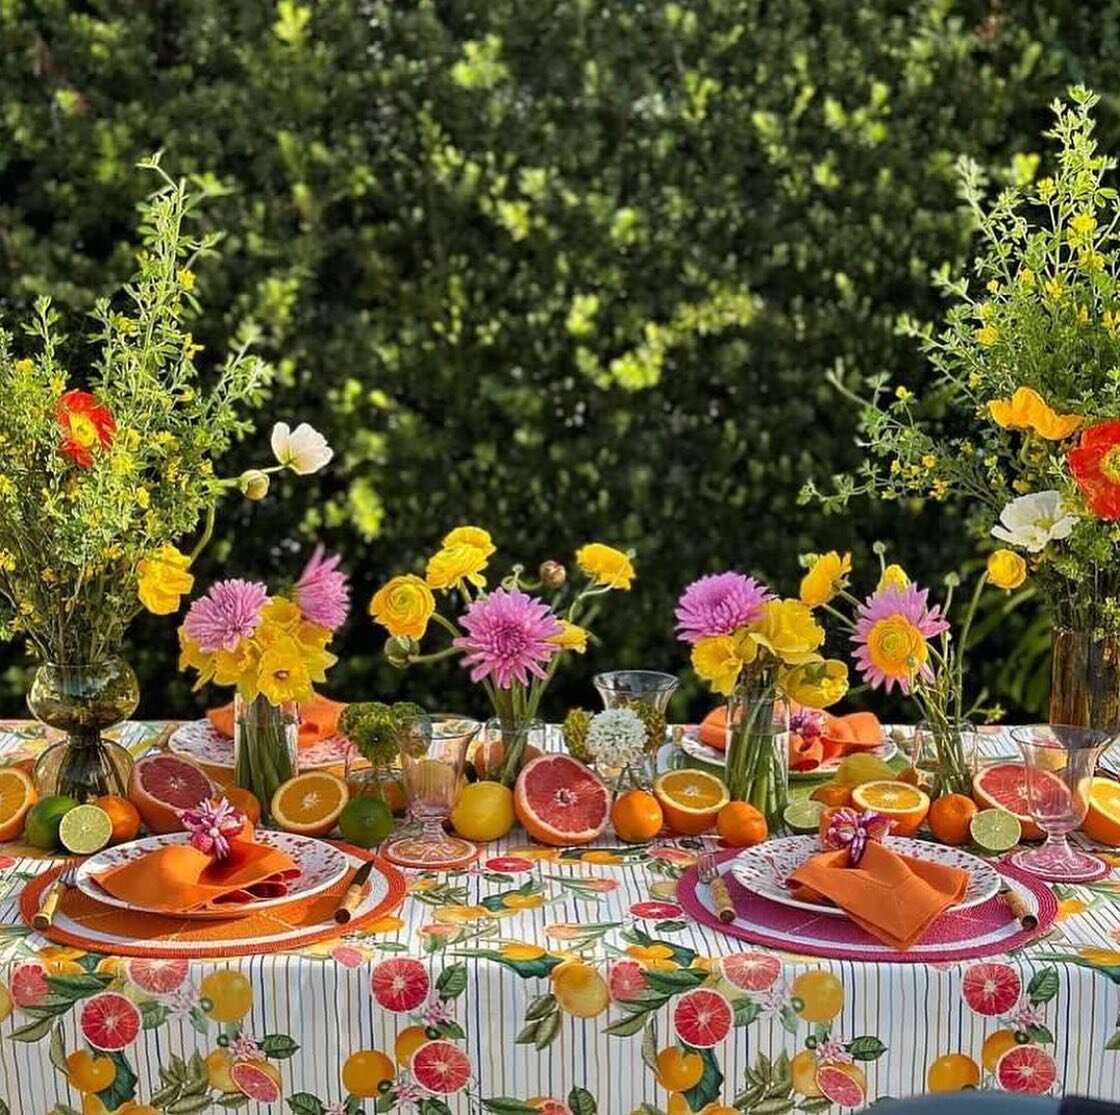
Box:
[1049,627,1120,732]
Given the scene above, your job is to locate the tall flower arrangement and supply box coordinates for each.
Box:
[807,89,1120,728]
[675,571,849,826]
[369,528,634,786]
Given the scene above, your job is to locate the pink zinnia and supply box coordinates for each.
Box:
[453,587,562,689]
[675,572,773,643]
[183,579,268,652]
[294,545,350,630]
[851,584,950,694]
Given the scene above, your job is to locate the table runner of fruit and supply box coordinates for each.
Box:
[0,724,1117,1115]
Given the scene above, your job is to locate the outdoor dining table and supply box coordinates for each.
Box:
[0,721,1117,1115]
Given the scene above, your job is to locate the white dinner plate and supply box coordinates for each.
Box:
[168,719,352,770]
[728,834,1001,918]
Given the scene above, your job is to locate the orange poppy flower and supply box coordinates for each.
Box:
[1068,419,1120,519]
[57,389,115,467]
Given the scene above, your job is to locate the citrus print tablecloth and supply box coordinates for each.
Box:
[0,724,1118,1115]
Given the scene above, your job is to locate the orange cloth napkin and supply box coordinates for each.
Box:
[208,694,347,749]
[698,704,882,765]
[787,841,969,950]
[92,830,299,915]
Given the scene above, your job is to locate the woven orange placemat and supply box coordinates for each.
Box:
[19,846,407,959]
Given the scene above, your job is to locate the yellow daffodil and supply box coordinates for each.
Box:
[575,543,635,590]
[748,598,825,665]
[876,564,910,592]
[178,631,216,688]
[988,386,1082,440]
[369,574,435,639]
[442,525,496,557]
[691,633,752,695]
[779,659,849,709]
[549,620,589,653]
[799,551,851,607]
[425,543,488,591]
[137,545,194,615]
[257,634,315,704]
[987,549,1027,591]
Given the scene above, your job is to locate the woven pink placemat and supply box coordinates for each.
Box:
[677,848,1057,962]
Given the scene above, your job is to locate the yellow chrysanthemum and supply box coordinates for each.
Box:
[779,659,849,709]
[137,544,194,615]
[876,564,910,592]
[987,549,1027,591]
[442,526,496,557]
[799,551,851,607]
[748,598,825,665]
[988,386,1082,441]
[425,543,488,591]
[369,574,435,640]
[549,620,589,654]
[575,543,635,590]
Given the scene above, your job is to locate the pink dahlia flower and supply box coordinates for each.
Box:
[851,584,950,694]
[453,587,562,689]
[294,545,350,630]
[183,579,269,653]
[675,572,773,643]
[179,797,246,860]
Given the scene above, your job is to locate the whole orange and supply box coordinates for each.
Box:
[809,783,852,808]
[95,796,141,844]
[611,790,664,843]
[219,787,262,825]
[716,802,767,847]
[927,793,978,846]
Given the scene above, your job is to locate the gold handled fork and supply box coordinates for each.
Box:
[33,860,78,931]
[699,846,736,925]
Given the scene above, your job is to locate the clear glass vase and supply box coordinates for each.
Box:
[478,717,546,785]
[1049,626,1120,732]
[234,694,299,821]
[724,681,789,830]
[911,718,979,799]
[28,657,138,802]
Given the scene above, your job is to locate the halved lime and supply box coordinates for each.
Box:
[970,808,1022,854]
[58,804,113,855]
[783,799,826,834]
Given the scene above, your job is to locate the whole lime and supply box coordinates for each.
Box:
[338,797,394,848]
[24,795,78,850]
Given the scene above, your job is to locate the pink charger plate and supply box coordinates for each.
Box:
[677,848,1058,963]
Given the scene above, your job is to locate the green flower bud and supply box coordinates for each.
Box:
[238,469,270,501]
[384,635,418,669]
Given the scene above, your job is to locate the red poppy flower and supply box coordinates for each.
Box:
[56,389,115,468]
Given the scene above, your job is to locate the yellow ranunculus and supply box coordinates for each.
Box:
[137,544,194,615]
[799,551,851,607]
[748,599,825,665]
[876,564,910,592]
[779,659,849,709]
[369,574,435,640]
[575,543,635,590]
[549,620,589,653]
[691,635,747,696]
[988,386,1082,441]
[257,634,315,704]
[866,615,927,683]
[987,549,1027,591]
[425,543,488,591]
[443,526,496,557]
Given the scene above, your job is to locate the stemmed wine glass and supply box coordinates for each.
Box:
[1009,724,1116,883]
[382,713,480,871]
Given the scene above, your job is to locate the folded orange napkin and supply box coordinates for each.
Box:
[208,694,347,749]
[92,828,299,915]
[819,711,882,761]
[699,705,882,766]
[787,841,969,950]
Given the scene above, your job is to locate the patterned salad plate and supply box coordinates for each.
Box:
[168,719,352,770]
[729,834,1001,918]
[75,831,350,921]
[678,728,898,780]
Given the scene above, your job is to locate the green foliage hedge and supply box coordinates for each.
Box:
[2,0,1120,721]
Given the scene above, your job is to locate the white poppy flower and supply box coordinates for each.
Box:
[271,421,333,475]
[991,490,1078,553]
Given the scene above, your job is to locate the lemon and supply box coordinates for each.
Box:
[450,782,515,842]
[834,754,896,786]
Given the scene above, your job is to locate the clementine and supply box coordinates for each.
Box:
[611,790,664,843]
[218,787,262,826]
[94,795,141,844]
[716,802,767,847]
[927,793,977,846]
[809,782,852,808]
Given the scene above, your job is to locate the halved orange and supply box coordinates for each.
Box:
[1083,776,1120,846]
[0,767,37,841]
[850,780,930,837]
[270,772,350,836]
[653,770,729,835]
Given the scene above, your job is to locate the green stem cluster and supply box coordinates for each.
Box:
[234,694,298,819]
[725,676,788,830]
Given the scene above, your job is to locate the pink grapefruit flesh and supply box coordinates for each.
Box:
[9,964,49,1009]
[672,987,733,1048]
[127,958,189,995]
[513,754,610,846]
[721,951,782,992]
[80,992,141,1051]
[410,1039,472,1094]
[996,1045,1057,1094]
[128,754,213,834]
[371,957,430,1013]
[230,1061,282,1102]
[608,959,649,1002]
[961,962,1021,1016]
[972,763,1061,840]
[817,1065,867,1107]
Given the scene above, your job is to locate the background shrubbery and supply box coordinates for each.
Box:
[2,0,1119,723]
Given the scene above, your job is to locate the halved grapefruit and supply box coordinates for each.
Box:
[973,763,1061,841]
[816,1064,867,1108]
[672,987,733,1048]
[513,755,609,846]
[410,1040,471,1094]
[721,951,781,992]
[1082,776,1120,846]
[230,1060,282,1102]
[79,992,141,1051]
[608,959,648,1002]
[9,963,49,1009]
[128,754,213,834]
[961,962,1021,1016]
[996,1044,1057,1094]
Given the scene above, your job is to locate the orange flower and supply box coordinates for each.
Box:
[989,387,1082,440]
[57,389,115,467]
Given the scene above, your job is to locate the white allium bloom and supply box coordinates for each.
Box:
[271,421,333,475]
[991,490,1077,553]
[586,708,646,768]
